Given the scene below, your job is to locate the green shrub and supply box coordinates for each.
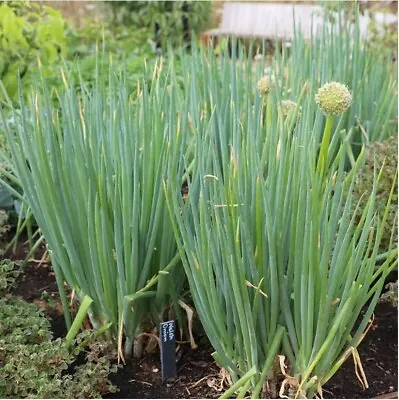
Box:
[107,1,212,50]
[0,2,67,102]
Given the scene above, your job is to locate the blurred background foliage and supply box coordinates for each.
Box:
[107,1,212,50]
[0,1,66,102]
[0,1,212,104]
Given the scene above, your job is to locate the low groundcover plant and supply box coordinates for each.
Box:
[0,297,118,398]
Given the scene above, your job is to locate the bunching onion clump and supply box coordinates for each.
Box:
[1,64,188,359]
[164,42,397,398]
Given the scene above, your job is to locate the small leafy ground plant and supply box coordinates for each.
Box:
[0,262,119,399]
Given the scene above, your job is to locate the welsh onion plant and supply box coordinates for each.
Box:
[0,123,40,257]
[164,46,397,398]
[1,63,187,358]
[272,6,397,145]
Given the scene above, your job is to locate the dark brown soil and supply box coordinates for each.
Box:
[104,302,398,399]
[5,242,398,399]
[6,236,68,338]
[324,302,397,399]
[105,343,222,399]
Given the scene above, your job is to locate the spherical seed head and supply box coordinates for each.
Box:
[280,100,299,116]
[315,82,352,115]
[257,75,270,96]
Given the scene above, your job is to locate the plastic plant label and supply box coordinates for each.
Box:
[160,320,177,381]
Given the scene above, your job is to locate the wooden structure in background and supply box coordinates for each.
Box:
[201,2,397,45]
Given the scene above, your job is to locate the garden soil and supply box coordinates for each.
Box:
[8,241,398,399]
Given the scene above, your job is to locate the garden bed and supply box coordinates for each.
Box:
[8,241,398,399]
[1,2,397,399]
